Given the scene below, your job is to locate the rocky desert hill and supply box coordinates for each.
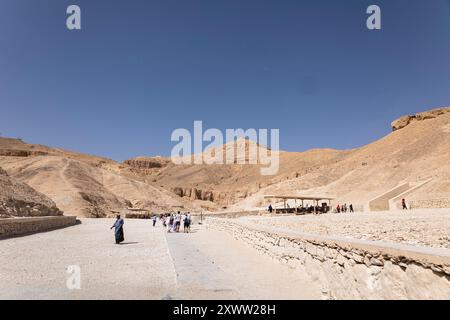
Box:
[0,138,199,217]
[0,166,62,218]
[124,138,350,206]
[125,107,450,211]
[2,106,449,216]
[231,107,450,210]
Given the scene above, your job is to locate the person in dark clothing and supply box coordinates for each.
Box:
[110,215,125,244]
[168,214,174,233]
[268,204,273,213]
[184,213,191,233]
[349,204,354,213]
[402,199,408,210]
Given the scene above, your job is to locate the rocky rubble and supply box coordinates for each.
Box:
[0,167,62,218]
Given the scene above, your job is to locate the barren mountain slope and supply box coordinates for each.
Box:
[0,139,199,217]
[0,166,62,218]
[123,107,450,210]
[2,106,449,215]
[233,107,450,210]
[123,139,351,206]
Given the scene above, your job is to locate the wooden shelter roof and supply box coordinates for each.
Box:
[264,195,334,201]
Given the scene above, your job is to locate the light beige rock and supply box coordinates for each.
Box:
[0,166,62,218]
[3,106,450,216]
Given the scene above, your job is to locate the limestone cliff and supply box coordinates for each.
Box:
[391,107,450,131]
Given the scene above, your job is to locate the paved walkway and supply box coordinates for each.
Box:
[167,223,321,299]
[0,219,320,299]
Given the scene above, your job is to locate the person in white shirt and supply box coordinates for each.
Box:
[175,212,181,232]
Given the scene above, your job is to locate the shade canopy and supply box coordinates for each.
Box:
[264,195,334,201]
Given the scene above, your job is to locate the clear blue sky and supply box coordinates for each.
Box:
[1,0,450,161]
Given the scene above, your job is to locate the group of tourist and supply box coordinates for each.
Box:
[268,203,331,214]
[267,198,411,216]
[109,211,193,244]
[267,203,356,215]
[160,211,192,233]
[336,203,354,213]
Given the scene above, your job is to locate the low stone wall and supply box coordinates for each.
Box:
[0,216,78,239]
[204,210,264,219]
[207,218,450,300]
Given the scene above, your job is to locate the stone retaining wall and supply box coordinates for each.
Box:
[0,216,78,239]
[208,218,450,300]
[204,210,264,219]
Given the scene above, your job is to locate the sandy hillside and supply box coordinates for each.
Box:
[232,107,450,210]
[0,166,62,218]
[124,138,350,206]
[125,107,450,210]
[0,139,200,217]
[1,107,449,215]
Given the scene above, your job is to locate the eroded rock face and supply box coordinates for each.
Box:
[391,107,450,131]
[0,149,48,157]
[171,187,215,201]
[0,166,62,218]
[123,157,169,169]
[170,186,253,206]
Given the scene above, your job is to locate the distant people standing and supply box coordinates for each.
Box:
[110,215,125,244]
[336,204,341,213]
[175,212,181,232]
[184,212,191,233]
[168,214,174,233]
[349,204,354,213]
[188,213,192,232]
[152,215,157,227]
[402,199,408,210]
[268,204,273,213]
